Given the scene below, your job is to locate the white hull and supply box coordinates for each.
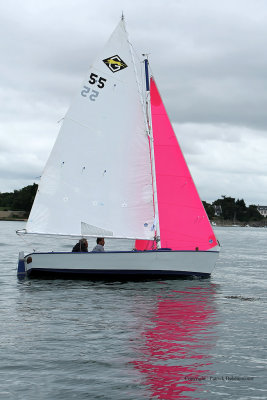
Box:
[18,249,220,279]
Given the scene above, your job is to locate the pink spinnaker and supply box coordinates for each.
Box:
[136,78,217,251]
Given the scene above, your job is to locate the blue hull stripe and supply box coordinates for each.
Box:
[25,249,219,257]
[27,268,210,279]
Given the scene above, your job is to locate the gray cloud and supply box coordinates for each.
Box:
[174,123,267,204]
[1,0,267,206]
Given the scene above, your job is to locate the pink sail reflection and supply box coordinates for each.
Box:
[132,286,218,399]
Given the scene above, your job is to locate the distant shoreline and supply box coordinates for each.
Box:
[0,217,266,228]
[0,218,27,221]
[0,210,28,221]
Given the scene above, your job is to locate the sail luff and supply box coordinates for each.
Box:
[134,57,160,252]
[144,60,161,247]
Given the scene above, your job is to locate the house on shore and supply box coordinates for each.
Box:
[257,206,267,217]
[213,205,222,217]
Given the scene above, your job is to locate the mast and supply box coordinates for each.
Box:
[143,56,161,248]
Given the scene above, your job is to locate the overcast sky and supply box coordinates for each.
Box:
[1,0,267,205]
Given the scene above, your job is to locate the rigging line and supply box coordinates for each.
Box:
[16,230,38,253]
[128,40,146,96]
[131,57,150,135]
[128,40,149,140]
[128,39,142,63]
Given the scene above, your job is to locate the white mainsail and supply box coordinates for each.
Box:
[26,19,155,239]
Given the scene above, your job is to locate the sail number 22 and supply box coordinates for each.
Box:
[81,72,107,101]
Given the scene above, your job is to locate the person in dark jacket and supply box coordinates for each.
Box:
[72,238,88,252]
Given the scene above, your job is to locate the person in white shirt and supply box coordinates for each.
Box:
[92,237,105,252]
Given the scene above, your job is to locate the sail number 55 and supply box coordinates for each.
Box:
[88,73,107,88]
[81,72,107,101]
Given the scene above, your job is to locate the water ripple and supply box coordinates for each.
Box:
[0,222,266,399]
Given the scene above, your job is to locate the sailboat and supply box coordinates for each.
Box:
[17,17,220,279]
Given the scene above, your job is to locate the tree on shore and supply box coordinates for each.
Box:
[206,195,263,222]
[0,184,38,212]
[202,201,215,219]
[0,184,265,223]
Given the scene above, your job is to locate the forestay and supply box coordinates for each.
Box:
[26,19,155,239]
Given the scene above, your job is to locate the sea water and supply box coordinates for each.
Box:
[0,221,266,399]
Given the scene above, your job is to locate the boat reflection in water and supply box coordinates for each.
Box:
[132,283,219,399]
